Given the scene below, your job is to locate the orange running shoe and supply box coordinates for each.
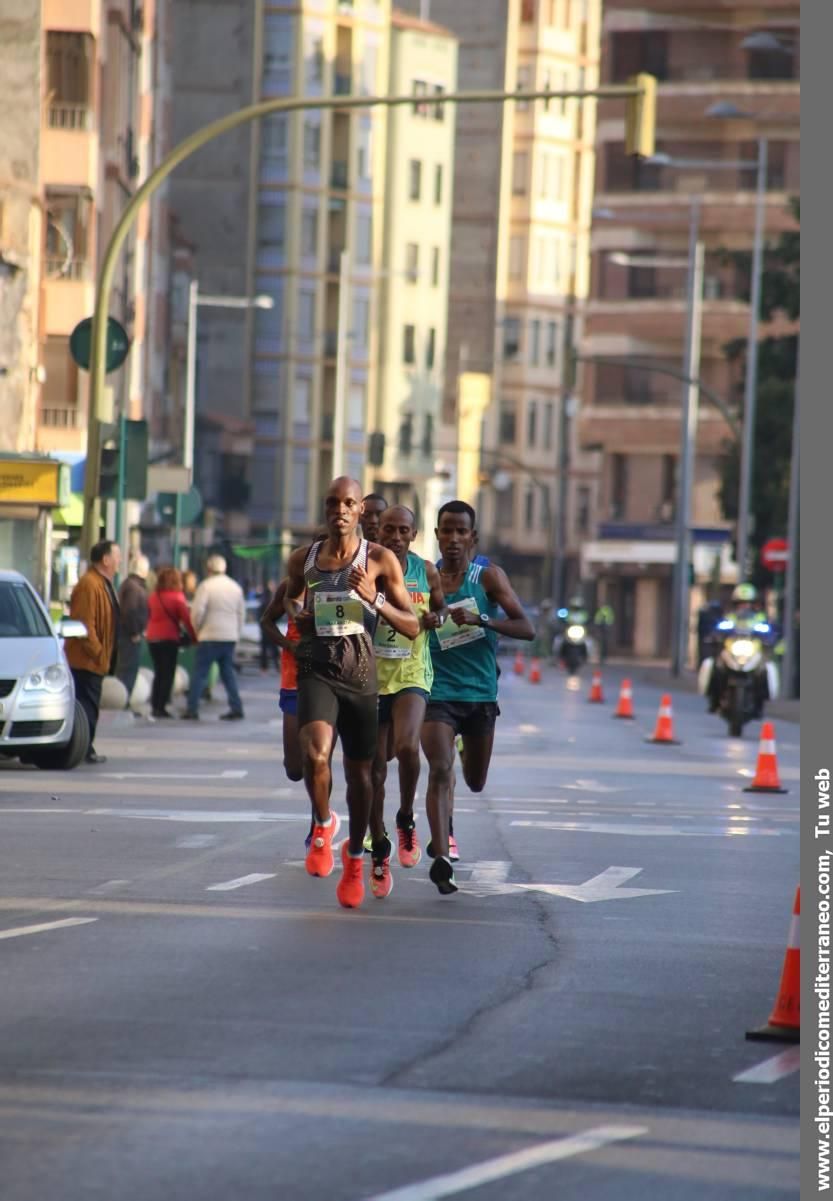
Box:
[370,835,394,899]
[305,811,341,878]
[395,813,422,868]
[336,840,365,909]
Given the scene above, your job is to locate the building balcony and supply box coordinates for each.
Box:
[44,0,100,35]
[42,125,97,190]
[47,103,93,132]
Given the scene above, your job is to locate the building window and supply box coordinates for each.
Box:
[303,119,321,168]
[348,383,365,440]
[412,79,430,117]
[509,235,525,280]
[422,413,434,457]
[353,296,370,351]
[431,246,440,286]
[503,317,521,361]
[298,290,316,342]
[542,69,551,112]
[611,453,628,520]
[525,486,535,528]
[409,159,422,200]
[433,85,445,121]
[512,151,528,195]
[257,199,286,256]
[627,257,657,299]
[543,401,554,449]
[300,209,318,258]
[293,377,312,439]
[263,13,294,94]
[434,164,443,205]
[576,485,590,535]
[499,402,517,443]
[405,242,419,282]
[559,69,570,115]
[357,121,373,180]
[426,327,436,369]
[546,321,557,367]
[403,324,416,364]
[356,212,372,265]
[398,413,414,455]
[496,482,515,529]
[260,115,288,173]
[746,38,799,81]
[530,319,540,365]
[610,31,669,83]
[306,35,324,86]
[661,454,677,516]
[516,64,532,111]
[46,31,94,127]
[527,399,538,446]
[521,0,536,22]
[45,189,92,276]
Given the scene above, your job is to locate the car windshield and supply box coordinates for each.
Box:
[0,580,53,638]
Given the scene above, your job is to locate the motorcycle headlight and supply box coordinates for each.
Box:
[727,638,756,664]
[566,625,585,642]
[24,664,70,693]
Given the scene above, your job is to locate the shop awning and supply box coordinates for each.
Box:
[53,492,85,528]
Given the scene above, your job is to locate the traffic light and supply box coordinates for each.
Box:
[368,431,385,467]
[98,418,148,500]
[625,73,657,158]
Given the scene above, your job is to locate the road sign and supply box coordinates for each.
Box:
[761,538,789,571]
[157,485,202,525]
[69,317,130,373]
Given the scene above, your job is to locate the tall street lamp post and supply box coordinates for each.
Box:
[173,283,274,565]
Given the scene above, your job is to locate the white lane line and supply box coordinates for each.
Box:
[511,820,789,838]
[96,769,249,781]
[87,809,311,824]
[0,917,98,941]
[88,880,129,894]
[491,808,547,815]
[176,834,220,849]
[206,873,276,892]
[365,1124,647,1201]
[733,1047,801,1084]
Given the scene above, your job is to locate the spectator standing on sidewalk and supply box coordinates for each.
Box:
[258,579,279,673]
[64,539,121,764]
[182,555,246,721]
[116,554,149,708]
[147,567,197,718]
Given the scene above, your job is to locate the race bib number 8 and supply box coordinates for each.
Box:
[435,596,486,652]
[314,590,365,637]
[373,618,412,659]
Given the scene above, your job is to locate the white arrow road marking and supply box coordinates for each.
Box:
[96,769,249,781]
[206,873,276,892]
[0,917,98,941]
[733,1048,800,1084]
[365,1124,647,1201]
[515,866,676,903]
[511,820,789,838]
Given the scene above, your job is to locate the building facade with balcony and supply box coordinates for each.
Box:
[364,9,457,554]
[578,0,799,659]
[398,0,602,603]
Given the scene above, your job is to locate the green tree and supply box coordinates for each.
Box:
[719,199,799,584]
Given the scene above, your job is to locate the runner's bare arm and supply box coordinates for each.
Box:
[259,579,300,653]
[422,560,448,630]
[349,548,420,639]
[283,547,313,630]
[481,564,534,639]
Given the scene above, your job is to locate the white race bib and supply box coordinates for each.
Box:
[435,596,486,652]
[373,618,412,659]
[313,590,365,637]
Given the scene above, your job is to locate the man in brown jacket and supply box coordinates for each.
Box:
[65,539,121,764]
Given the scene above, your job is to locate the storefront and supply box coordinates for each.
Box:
[0,453,70,600]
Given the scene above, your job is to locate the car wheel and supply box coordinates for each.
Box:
[29,702,90,770]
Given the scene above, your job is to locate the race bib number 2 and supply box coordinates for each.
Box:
[435,596,486,652]
[314,590,365,637]
[373,618,412,659]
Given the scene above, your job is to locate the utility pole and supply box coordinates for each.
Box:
[332,250,350,480]
[551,307,575,604]
[781,352,799,699]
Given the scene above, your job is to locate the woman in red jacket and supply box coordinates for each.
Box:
[146,567,197,718]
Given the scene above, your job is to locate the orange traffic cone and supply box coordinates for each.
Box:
[529,657,542,684]
[747,887,800,1042]
[743,722,788,794]
[646,694,681,744]
[613,678,635,719]
[513,650,525,676]
[588,670,604,703]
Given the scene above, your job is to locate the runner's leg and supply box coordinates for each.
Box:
[460,728,496,793]
[282,710,303,782]
[300,720,336,823]
[421,720,456,860]
[370,718,391,843]
[392,692,426,822]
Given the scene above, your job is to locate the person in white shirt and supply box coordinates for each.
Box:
[182,555,246,721]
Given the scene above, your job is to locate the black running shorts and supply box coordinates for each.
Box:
[297,674,378,761]
[423,700,500,737]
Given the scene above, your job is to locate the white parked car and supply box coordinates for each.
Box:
[0,569,89,770]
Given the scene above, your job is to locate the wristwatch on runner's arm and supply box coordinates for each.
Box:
[373,592,386,611]
[479,613,491,627]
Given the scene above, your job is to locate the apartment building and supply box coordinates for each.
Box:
[398,0,602,602]
[364,9,457,553]
[578,0,799,658]
[170,1,393,562]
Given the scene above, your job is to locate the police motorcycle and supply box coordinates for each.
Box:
[552,598,592,675]
[697,585,779,738]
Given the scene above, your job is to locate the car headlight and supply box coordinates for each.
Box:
[726,638,756,664]
[23,664,70,693]
[566,625,586,642]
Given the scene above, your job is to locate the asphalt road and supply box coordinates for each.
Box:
[0,661,800,1200]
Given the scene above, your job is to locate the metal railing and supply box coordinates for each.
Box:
[47,104,92,131]
[44,257,92,280]
[41,407,81,429]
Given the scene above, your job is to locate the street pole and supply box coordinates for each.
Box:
[736,135,768,578]
[781,351,799,699]
[114,410,127,580]
[671,201,704,676]
[332,250,350,480]
[174,279,199,568]
[552,309,575,604]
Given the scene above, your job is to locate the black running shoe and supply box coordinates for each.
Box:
[429,855,458,896]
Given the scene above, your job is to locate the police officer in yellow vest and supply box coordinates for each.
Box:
[593,602,615,663]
